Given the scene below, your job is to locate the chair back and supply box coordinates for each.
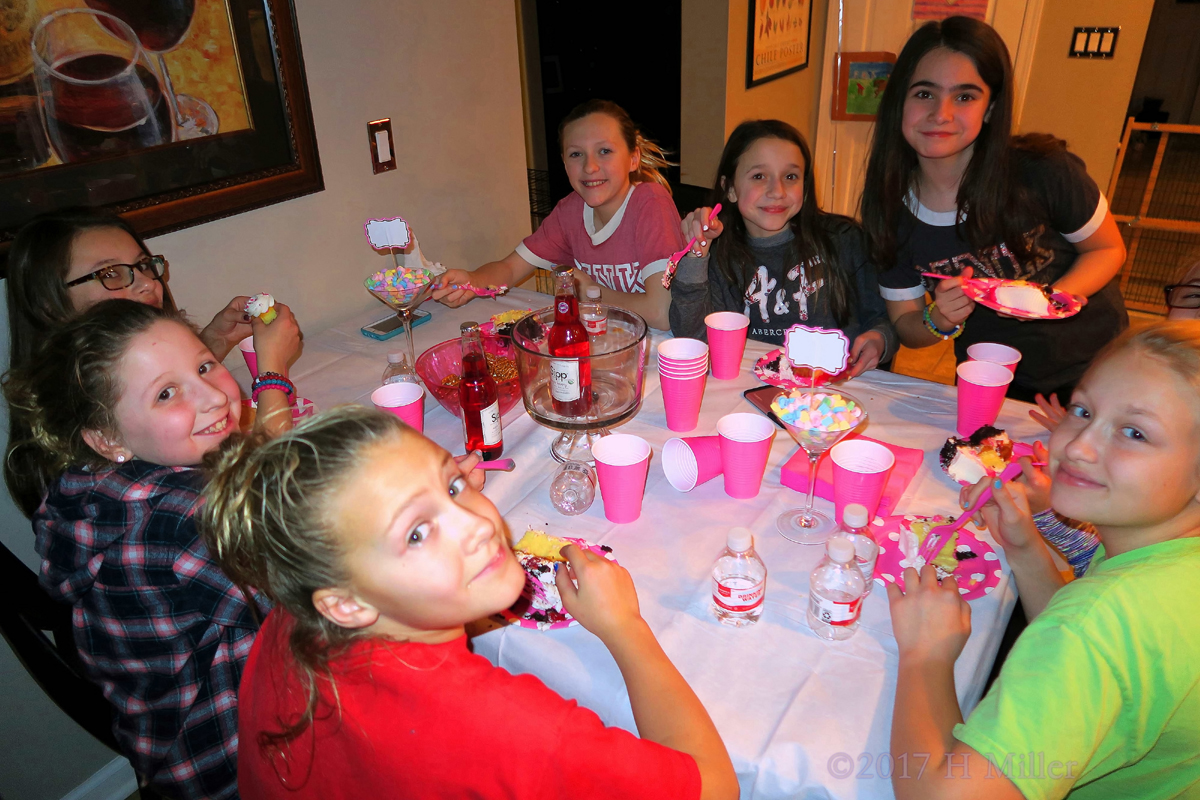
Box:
[0,539,120,752]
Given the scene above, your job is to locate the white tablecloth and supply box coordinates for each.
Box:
[228,289,1044,800]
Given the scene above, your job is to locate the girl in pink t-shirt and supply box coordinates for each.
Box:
[203,406,737,800]
[435,100,685,330]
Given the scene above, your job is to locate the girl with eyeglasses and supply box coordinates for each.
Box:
[4,208,302,516]
[1165,259,1200,321]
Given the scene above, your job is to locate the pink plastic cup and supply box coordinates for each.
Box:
[239,338,258,378]
[830,439,896,524]
[371,383,426,433]
[658,338,709,366]
[705,312,750,380]
[662,436,722,492]
[660,373,707,431]
[717,412,776,499]
[956,361,1015,437]
[593,434,652,523]
[659,361,709,379]
[967,342,1022,374]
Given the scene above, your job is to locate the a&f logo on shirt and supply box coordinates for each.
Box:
[745,262,824,322]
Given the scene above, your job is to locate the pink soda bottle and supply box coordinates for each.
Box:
[547,265,592,417]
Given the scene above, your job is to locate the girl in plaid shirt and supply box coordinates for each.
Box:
[5,299,298,799]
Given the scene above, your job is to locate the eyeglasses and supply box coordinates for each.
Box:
[65,255,168,291]
[1164,282,1200,310]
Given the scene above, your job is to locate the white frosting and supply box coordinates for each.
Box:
[994,284,1049,314]
[947,450,990,485]
[515,552,562,611]
[246,293,275,316]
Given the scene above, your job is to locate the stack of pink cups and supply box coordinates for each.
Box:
[658,338,710,432]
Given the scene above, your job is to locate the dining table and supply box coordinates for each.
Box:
[227,286,1047,800]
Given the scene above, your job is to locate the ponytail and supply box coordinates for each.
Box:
[201,406,414,749]
[559,99,675,195]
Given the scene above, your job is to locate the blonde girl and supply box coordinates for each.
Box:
[887,322,1200,798]
[434,99,685,329]
[202,407,737,799]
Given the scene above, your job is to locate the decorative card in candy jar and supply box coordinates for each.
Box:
[784,325,849,386]
[364,216,412,250]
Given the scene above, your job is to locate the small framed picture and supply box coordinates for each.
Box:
[831,52,897,122]
[746,0,813,89]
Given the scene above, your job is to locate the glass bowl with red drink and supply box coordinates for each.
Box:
[415,334,522,419]
[510,305,648,463]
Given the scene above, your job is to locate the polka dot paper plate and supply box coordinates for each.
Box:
[500,538,617,631]
[959,278,1083,321]
[872,515,1002,601]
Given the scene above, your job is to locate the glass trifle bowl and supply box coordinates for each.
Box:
[773,388,867,544]
[511,304,648,463]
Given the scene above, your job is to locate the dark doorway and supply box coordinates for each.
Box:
[533,0,682,206]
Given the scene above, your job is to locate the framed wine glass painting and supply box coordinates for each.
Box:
[0,0,322,269]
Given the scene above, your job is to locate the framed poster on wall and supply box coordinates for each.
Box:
[0,0,322,271]
[831,51,896,121]
[746,0,813,89]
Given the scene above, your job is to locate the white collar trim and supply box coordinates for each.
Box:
[904,189,964,227]
[583,184,636,245]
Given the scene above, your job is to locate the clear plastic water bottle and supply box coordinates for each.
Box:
[808,537,865,640]
[549,461,595,515]
[383,352,419,385]
[711,527,767,627]
[582,286,607,336]
[840,503,879,596]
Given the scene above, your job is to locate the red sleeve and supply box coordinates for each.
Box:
[520,195,576,267]
[632,183,687,268]
[535,696,702,800]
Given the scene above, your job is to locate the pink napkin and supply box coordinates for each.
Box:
[780,434,924,518]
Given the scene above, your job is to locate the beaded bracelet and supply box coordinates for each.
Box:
[251,371,295,404]
[1033,510,1100,578]
[923,302,964,340]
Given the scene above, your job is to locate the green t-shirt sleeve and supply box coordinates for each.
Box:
[953,623,1124,800]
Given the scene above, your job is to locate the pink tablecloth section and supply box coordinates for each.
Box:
[227,288,1044,800]
[780,435,926,519]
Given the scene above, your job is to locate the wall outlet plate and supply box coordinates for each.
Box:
[368,118,397,174]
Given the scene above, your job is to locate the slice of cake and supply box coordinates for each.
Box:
[939,425,1013,485]
[511,531,573,622]
[898,517,979,580]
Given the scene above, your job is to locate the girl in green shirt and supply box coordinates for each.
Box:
[888,321,1200,800]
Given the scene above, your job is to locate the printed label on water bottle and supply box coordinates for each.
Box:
[712,578,765,612]
[584,315,607,335]
[550,359,582,401]
[808,593,863,626]
[479,399,502,446]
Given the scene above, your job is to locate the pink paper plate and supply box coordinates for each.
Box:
[499,537,617,631]
[960,278,1083,320]
[873,515,1001,601]
[780,434,923,517]
[753,348,845,389]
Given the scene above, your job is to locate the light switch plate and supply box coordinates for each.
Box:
[1069,26,1119,59]
[368,118,396,174]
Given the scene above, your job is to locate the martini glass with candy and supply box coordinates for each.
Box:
[772,389,867,544]
[364,266,437,379]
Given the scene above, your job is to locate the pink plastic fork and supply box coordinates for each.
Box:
[918,450,1043,564]
[661,204,722,289]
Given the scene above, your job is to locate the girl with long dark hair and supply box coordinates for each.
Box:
[668,119,895,375]
[863,17,1128,403]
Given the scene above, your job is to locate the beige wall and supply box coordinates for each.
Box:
[725,0,829,148]
[0,1,530,797]
[680,0,829,190]
[1018,0,1154,191]
[680,0,730,187]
